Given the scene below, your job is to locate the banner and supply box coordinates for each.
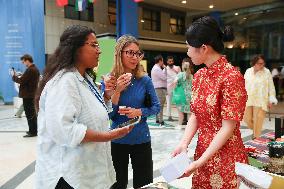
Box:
[0,0,45,103]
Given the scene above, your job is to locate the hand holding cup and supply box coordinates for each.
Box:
[115,73,132,93]
[103,73,116,98]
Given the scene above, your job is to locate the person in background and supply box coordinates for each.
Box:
[171,57,193,129]
[271,67,279,78]
[12,54,40,137]
[12,70,24,118]
[34,25,132,189]
[271,66,282,99]
[172,16,248,188]
[109,35,160,189]
[244,54,278,139]
[166,56,181,121]
[151,55,167,126]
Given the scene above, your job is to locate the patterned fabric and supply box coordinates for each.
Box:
[175,72,193,113]
[190,57,248,189]
[244,67,277,111]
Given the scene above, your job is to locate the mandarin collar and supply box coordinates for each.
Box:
[206,56,227,75]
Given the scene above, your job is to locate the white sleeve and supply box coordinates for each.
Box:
[45,75,87,147]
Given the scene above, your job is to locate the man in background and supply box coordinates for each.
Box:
[12,54,40,137]
[166,56,180,121]
[151,55,167,126]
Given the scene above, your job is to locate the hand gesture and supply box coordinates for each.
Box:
[9,69,16,76]
[110,125,134,139]
[171,144,188,157]
[169,80,177,89]
[179,161,199,178]
[103,74,116,98]
[115,73,132,93]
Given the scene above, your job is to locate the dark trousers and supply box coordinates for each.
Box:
[110,142,153,189]
[55,177,74,189]
[23,98,37,135]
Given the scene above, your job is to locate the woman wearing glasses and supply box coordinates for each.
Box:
[244,54,277,139]
[108,35,160,189]
[34,25,132,189]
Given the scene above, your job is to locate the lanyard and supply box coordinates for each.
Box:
[84,78,108,111]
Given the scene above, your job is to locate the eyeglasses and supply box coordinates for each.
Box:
[256,62,265,66]
[85,42,100,49]
[122,50,144,59]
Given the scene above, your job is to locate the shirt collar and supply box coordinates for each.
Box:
[74,69,96,87]
[154,64,162,69]
[74,69,85,82]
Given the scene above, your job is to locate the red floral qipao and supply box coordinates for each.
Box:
[190,57,248,189]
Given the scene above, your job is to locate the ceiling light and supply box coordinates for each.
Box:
[181,0,187,4]
[140,19,145,23]
[235,12,239,16]
[209,5,214,9]
[243,17,247,20]
[227,44,234,49]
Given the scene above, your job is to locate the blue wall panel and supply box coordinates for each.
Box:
[0,0,45,103]
[116,0,138,38]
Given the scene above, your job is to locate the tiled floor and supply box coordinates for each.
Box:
[0,104,280,189]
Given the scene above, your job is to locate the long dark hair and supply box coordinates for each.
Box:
[35,25,95,110]
[186,16,234,53]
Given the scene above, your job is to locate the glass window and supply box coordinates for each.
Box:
[142,8,161,32]
[170,18,177,25]
[143,9,151,19]
[64,0,94,22]
[143,20,152,30]
[169,15,185,35]
[108,0,116,25]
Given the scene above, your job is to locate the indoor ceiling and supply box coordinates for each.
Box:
[143,0,277,12]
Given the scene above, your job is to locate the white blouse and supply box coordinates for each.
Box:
[244,67,277,111]
[35,70,115,189]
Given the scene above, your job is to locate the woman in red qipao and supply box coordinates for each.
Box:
[172,16,248,189]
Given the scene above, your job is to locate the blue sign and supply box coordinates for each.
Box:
[0,0,45,103]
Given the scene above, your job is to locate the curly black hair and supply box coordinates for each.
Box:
[35,25,96,110]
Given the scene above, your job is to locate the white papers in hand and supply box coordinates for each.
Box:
[159,152,191,183]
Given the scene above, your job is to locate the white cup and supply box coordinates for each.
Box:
[124,73,132,81]
[119,106,126,115]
